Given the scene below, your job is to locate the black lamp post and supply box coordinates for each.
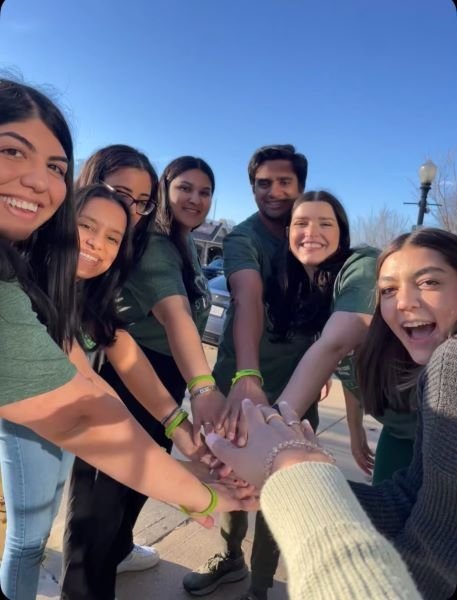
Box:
[417,160,437,226]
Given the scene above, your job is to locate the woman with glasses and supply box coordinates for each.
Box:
[61,151,226,600]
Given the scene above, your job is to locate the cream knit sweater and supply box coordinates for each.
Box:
[260,462,420,600]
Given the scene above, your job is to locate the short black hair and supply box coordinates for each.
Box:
[248,144,308,191]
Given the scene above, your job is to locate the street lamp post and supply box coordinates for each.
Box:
[417,160,437,226]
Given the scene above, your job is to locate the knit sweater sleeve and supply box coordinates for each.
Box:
[260,462,420,600]
[352,337,457,599]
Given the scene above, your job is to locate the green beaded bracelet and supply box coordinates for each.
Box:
[164,409,188,439]
[231,369,264,387]
[187,374,216,392]
[180,483,219,517]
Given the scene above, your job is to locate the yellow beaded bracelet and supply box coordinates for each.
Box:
[180,483,219,517]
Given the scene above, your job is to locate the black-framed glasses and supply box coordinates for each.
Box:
[115,189,157,216]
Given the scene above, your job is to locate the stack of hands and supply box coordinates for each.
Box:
[173,398,335,527]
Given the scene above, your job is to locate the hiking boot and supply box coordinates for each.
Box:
[183,552,248,596]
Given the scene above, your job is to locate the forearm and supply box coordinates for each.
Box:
[344,387,364,435]
[106,330,178,422]
[1,376,212,512]
[261,463,420,600]
[165,315,211,383]
[232,293,264,371]
[279,338,346,415]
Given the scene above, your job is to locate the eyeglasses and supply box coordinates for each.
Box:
[104,184,156,216]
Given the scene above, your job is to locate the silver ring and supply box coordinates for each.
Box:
[203,422,212,426]
[286,420,301,426]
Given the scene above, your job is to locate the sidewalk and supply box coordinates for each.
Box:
[38,347,381,599]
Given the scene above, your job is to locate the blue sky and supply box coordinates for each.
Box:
[1,0,456,226]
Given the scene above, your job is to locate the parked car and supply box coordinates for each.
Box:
[202,257,224,281]
[203,275,230,346]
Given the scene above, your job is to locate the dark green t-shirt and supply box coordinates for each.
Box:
[214,213,315,403]
[0,281,76,406]
[333,246,379,395]
[119,232,211,356]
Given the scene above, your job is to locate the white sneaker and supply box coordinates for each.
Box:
[116,544,160,573]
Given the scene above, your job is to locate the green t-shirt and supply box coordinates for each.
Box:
[119,232,211,356]
[0,281,76,406]
[333,246,379,395]
[214,213,315,404]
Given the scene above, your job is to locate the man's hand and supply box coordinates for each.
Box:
[190,389,227,444]
[222,376,269,446]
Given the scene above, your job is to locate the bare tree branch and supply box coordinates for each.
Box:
[430,150,457,233]
[351,206,411,248]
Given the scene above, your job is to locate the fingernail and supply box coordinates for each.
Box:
[228,432,235,440]
[237,437,246,447]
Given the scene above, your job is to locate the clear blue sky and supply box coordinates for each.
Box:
[1,0,456,226]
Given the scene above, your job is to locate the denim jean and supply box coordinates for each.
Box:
[0,419,74,600]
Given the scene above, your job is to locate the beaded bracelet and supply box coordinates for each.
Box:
[190,384,218,401]
[164,409,188,439]
[264,439,335,480]
[231,369,264,387]
[180,482,219,517]
[161,406,180,427]
[187,374,215,392]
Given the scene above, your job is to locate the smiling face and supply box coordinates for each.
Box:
[253,159,300,223]
[77,197,127,280]
[288,201,340,273]
[103,167,153,227]
[379,245,457,365]
[0,118,68,241]
[168,168,212,231]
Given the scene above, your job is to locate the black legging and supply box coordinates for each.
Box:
[60,346,186,600]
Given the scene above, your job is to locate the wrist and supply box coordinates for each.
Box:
[180,482,218,516]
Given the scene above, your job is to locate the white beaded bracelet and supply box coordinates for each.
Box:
[264,439,335,480]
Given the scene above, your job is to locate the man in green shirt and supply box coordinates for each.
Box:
[184,145,315,600]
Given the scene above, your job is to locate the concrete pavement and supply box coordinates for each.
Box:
[38,346,381,599]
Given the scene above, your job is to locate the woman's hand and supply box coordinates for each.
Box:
[206,399,334,490]
[183,479,259,529]
[350,425,375,476]
[171,419,213,463]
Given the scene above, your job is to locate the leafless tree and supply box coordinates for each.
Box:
[430,151,457,233]
[351,206,411,249]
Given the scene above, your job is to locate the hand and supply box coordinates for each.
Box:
[190,389,227,445]
[319,379,332,402]
[171,419,213,463]
[207,399,334,490]
[222,377,269,446]
[189,481,260,529]
[350,425,375,476]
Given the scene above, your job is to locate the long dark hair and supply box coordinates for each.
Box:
[76,144,158,263]
[266,190,351,341]
[154,156,215,302]
[75,184,133,349]
[358,227,457,416]
[0,79,78,349]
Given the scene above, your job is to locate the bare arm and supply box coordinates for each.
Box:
[344,387,374,475]
[0,373,251,521]
[279,311,372,416]
[152,295,226,441]
[223,269,270,444]
[105,329,178,423]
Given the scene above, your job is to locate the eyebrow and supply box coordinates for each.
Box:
[114,185,150,199]
[379,266,447,282]
[78,215,124,236]
[179,180,212,192]
[0,131,68,164]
